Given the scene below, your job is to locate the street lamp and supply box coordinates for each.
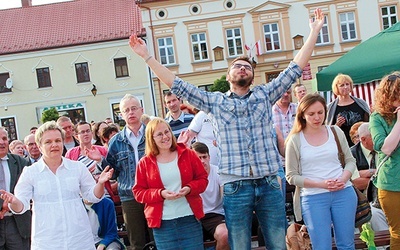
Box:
[91,84,97,97]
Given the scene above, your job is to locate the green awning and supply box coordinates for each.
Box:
[316,22,400,91]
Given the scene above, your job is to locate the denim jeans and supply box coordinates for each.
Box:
[301,186,356,250]
[223,175,286,250]
[153,215,203,250]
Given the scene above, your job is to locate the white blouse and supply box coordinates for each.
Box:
[12,157,102,250]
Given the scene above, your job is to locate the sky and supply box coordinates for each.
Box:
[0,0,71,10]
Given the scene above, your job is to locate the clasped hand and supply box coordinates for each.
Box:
[161,186,191,200]
[325,178,345,191]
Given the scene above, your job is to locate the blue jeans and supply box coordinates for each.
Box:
[301,186,357,250]
[223,176,286,250]
[153,215,203,250]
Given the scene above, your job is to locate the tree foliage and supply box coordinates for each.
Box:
[41,107,60,123]
[209,75,230,93]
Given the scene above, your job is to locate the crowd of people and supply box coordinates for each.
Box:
[0,7,399,250]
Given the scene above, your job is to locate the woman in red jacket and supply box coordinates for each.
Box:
[133,118,208,250]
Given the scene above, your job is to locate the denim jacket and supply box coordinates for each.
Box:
[106,126,146,202]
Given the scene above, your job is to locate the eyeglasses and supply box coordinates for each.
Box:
[231,63,252,71]
[78,129,92,135]
[388,74,400,81]
[27,142,37,147]
[122,106,141,114]
[153,130,171,139]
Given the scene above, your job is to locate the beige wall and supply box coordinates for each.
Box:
[0,40,154,140]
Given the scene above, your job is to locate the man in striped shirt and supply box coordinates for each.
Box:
[164,91,194,138]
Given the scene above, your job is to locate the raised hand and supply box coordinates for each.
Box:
[97,166,114,184]
[85,146,102,162]
[129,34,149,59]
[310,8,324,32]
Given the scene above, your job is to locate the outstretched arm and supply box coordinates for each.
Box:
[129,35,175,88]
[293,8,325,69]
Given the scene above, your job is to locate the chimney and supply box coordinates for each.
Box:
[21,0,33,8]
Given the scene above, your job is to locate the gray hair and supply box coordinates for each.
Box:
[119,94,141,112]
[358,122,370,138]
[35,121,65,145]
[0,127,8,139]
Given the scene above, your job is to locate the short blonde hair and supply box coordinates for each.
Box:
[144,118,177,156]
[35,121,65,145]
[9,140,24,151]
[332,74,353,96]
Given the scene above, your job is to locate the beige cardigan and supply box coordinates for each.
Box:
[285,125,356,221]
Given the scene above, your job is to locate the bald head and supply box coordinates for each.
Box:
[358,123,370,138]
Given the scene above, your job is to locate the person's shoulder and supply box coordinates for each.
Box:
[8,153,30,167]
[350,142,360,153]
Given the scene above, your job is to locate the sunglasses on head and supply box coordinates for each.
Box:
[388,74,400,81]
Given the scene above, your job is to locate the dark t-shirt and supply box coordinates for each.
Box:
[333,102,367,147]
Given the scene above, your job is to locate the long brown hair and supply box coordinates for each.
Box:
[145,118,177,156]
[374,71,400,125]
[287,93,327,139]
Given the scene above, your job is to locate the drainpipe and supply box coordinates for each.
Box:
[135,1,161,117]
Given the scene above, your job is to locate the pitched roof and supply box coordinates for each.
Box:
[0,0,141,55]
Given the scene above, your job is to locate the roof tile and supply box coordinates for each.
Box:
[0,0,142,55]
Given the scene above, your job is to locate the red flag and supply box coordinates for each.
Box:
[245,44,251,51]
[255,40,262,56]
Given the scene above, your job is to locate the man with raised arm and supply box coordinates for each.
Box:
[129,9,324,250]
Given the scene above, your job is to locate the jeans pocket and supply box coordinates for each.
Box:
[223,181,240,196]
[266,175,281,190]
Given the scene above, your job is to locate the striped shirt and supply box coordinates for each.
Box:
[165,111,194,138]
[171,61,302,178]
[272,102,298,140]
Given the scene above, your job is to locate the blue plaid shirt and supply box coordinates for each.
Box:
[171,61,302,177]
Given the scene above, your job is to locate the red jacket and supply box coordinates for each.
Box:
[133,143,208,228]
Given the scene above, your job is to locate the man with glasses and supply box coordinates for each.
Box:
[106,94,150,250]
[129,9,324,249]
[65,121,107,175]
[23,134,41,164]
[56,116,79,156]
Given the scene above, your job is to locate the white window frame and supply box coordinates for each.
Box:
[263,23,281,51]
[226,28,243,57]
[191,33,209,61]
[316,16,330,44]
[157,37,176,65]
[381,5,398,29]
[339,12,357,41]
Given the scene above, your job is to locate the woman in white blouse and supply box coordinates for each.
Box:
[285,94,357,250]
[0,121,113,250]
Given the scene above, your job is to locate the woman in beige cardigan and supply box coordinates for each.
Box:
[285,93,357,250]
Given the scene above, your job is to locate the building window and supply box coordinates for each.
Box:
[1,117,17,141]
[266,71,280,82]
[381,5,398,29]
[36,67,52,88]
[191,33,209,61]
[75,62,90,83]
[263,23,280,51]
[199,84,213,91]
[316,16,330,44]
[226,28,243,56]
[158,37,176,65]
[0,73,11,93]
[339,12,357,41]
[114,58,129,78]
